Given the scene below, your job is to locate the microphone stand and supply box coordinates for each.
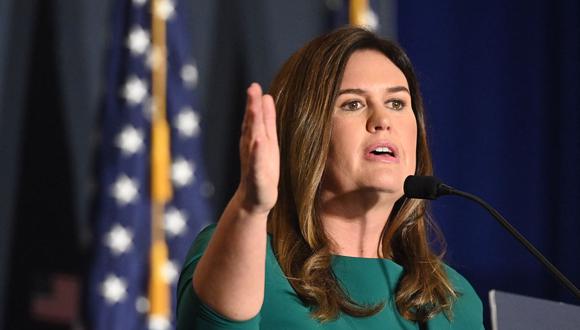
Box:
[438,183,580,300]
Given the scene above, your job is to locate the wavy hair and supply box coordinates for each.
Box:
[267,26,457,323]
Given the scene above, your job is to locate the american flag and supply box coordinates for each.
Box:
[88,0,212,329]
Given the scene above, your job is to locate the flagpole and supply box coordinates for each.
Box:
[149,0,172,328]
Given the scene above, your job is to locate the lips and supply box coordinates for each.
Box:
[364,142,399,163]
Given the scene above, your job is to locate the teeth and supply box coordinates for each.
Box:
[374,147,392,153]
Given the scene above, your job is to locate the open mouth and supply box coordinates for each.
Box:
[365,143,399,162]
[370,146,395,157]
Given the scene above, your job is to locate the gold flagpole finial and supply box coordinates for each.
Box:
[349,0,369,26]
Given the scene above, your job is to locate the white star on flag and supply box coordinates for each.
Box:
[364,9,379,31]
[154,0,175,21]
[104,224,134,255]
[100,274,128,304]
[164,207,187,237]
[111,175,139,205]
[161,260,180,285]
[148,316,171,330]
[135,296,150,314]
[180,63,199,89]
[174,107,200,138]
[171,157,195,187]
[122,76,148,106]
[115,125,144,156]
[126,25,150,56]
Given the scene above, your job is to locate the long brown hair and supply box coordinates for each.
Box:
[267,26,457,323]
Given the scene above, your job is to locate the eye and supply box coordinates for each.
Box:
[340,100,365,111]
[386,99,405,111]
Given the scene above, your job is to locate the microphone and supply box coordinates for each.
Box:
[404,175,580,300]
[403,175,453,199]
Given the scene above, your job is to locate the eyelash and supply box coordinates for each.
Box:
[340,99,407,111]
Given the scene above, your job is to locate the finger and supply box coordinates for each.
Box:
[247,83,265,139]
[261,94,277,141]
[241,83,257,136]
[240,84,261,167]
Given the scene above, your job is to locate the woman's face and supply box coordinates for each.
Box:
[323,49,417,199]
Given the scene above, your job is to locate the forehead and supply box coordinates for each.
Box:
[340,49,408,89]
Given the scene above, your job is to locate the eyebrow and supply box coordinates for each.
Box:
[337,86,411,96]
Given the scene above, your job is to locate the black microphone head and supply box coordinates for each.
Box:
[404,175,442,200]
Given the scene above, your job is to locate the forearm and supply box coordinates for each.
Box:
[192,189,268,321]
[192,83,277,322]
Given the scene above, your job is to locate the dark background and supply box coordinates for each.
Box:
[0,0,578,329]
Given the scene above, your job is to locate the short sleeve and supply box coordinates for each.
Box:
[176,224,261,330]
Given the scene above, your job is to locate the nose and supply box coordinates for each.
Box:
[366,106,391,133]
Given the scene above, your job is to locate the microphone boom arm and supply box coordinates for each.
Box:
[442,184,580,300]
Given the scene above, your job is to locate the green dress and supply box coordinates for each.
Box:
[176,225,484,329]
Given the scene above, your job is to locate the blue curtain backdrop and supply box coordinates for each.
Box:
[398,0,580,307]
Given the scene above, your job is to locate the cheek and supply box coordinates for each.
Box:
[327,138,353,170]
[326,126,360,180]
[323,142,355,191]
[328,120,357,163]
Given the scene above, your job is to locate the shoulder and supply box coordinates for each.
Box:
[443,264,485,328]
[182,223,218,269]
[444,264,478,298]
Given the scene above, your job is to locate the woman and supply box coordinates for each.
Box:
[176,27,483,329]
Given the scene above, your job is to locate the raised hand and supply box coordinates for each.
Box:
[192,83,279,321]
[237,83,280,215]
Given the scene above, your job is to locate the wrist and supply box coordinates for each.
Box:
[232,188,272,220]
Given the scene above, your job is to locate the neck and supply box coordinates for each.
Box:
[318,188,397,258]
